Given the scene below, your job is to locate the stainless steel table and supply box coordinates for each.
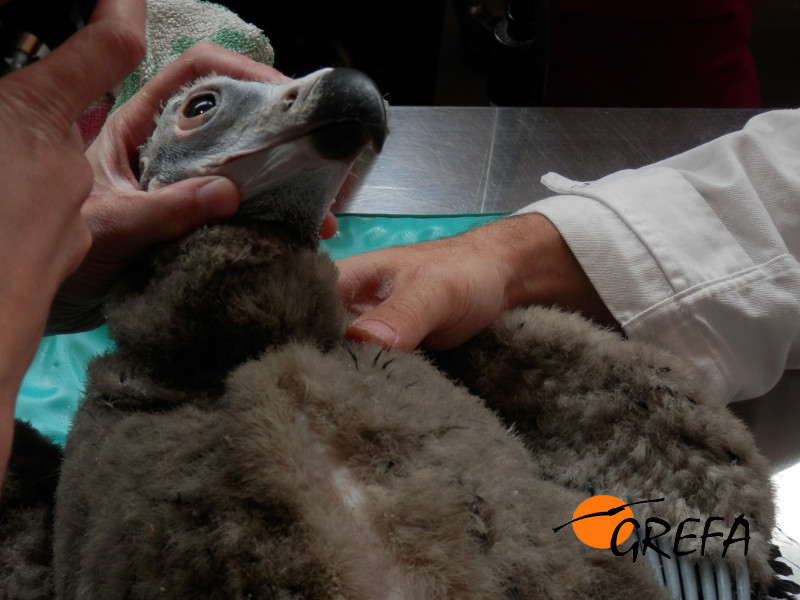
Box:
[336,106,764,214]
[336,106,800,581]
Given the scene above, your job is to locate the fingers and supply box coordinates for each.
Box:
[347,290,434,351]
[319,212,338,239]
[337,228,525,352]
[171,41,287,84]
[339,253,465,351]
[113,43,288,154]
[338,255,405,347]
[129,176,241,244]
[346,281,486,352]
[88,176,241,254]
[4,0,146,128]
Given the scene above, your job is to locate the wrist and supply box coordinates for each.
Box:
[0,281,51,395]
[491,213,619,329]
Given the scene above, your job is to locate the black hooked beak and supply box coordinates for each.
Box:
[307,68,388,160]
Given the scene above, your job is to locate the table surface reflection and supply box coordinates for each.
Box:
[336,106,764,214]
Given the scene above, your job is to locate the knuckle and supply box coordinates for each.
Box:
[172,41,222,72]
[385,293,434,335]
[184,40,218,56]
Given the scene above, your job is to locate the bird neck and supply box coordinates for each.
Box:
[104,221,345,391]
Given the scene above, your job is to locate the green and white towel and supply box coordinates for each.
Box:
[113,0,275,108]
[79,0,276,145]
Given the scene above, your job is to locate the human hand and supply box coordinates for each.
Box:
[0,0,145,350]
[0,0,146,480]
[337,213,618,351]
[47,43,289,333]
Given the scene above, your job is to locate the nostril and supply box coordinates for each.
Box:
[283,89,299,111]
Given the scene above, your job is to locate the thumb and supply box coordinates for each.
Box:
[346,287,446,351]
[123,177,241,247]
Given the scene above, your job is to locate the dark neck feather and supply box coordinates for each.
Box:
[105,221,345,391]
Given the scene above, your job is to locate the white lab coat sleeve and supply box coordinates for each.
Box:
[516,109,800,404]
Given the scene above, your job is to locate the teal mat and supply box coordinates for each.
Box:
[17,214,505,445]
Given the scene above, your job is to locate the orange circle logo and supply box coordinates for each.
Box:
[571,495,635,549]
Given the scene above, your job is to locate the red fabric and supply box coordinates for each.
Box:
[77,96,114,149]
[543,0,760,107]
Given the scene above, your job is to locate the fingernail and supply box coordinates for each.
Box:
[319,211,338,239]
[349,319,399,348]
[198,178,239,222]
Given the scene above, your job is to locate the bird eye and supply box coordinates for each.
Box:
[183,93,217,119]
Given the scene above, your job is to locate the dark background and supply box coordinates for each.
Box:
[220,0,799,108]
[220,0,447,105]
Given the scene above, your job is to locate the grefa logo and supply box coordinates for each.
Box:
[553,495,750,563]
